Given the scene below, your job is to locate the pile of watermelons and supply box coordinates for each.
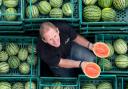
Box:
[0,42,37,75]
[0,0,20,21]
[25,0,74,18]
[0,81,36,89]
[81,82,113,89]
[83,0,128,22]
[98,38,128,70]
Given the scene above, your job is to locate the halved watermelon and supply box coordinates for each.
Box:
[82,62,101,78]
[93,42,110,58]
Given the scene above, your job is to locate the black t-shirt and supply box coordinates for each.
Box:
[37,22,77,66]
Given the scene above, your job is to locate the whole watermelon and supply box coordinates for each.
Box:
[106,43,114,57]
[0,82,11,89]
[50,0,63,8]
[18,48,28,61]
[115,55,128,68]
[4,8,17,21]
[98,59,112,70]
[6,43,19,56]
[98,0,112,8]
[25,81,36,89]
[19,62,30,74]
[113,39,127,54]
[28,44,37,54]
[49,8,63,18]
[38,1,51,15]
[0,62,9,73]
[102,8,116,21]
[83,5,101,22]
[3,0,18,7]
[0,51,8,61]
[12,82,24,89]
[113,0,126,10]
[82,83,96,89]
[26,0,37,4]
[27,55,37,66]
[97,82,112,89]
[8,56,20,69]
[62,2,73,16]
[26,5,39,18]
[83,0,97,5]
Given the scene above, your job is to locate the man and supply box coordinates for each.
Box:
[37,22,96,77]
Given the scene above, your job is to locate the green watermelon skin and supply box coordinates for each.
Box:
[50,0,63,8]
[8,56,20,69]
[18,48,28,61]
[49,8,63,18]
[102,8,116,21]
[106,43,114,57]
[28,44,37,54]
[0,82,11,89]
[113,0,126,10]
[27,55,37,66]
[26,0,37,4]
[98,0,112,8]
[82,83,96,89]
[12,82,24,89]
[115,55,128,68]
[38,1,51,15]
[97,82,112,89]
[6,43,19,56]
[0,62,9,73]
[113,39,127,54]
[25,81,36,89]
[98,59,112,71]
[3,0,18,8]
[83,0,97,5]
[83,5,101,22]
[0,51,8,61]
[19,62,30,74]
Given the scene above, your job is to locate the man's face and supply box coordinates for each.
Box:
[43,28,60,48]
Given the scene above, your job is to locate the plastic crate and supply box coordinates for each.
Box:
[39,77,78,89]
[0,0,23,25]
[78,74,117,89]
[80,0,128,25]
[23,0,79,22]
[0,77,39,89]
[121,77,128,89]
[95,34,128,74]
[0,36,39,77]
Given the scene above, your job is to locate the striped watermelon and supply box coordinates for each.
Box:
[82,83,96,89]
[27,0,37,4]
[27,55,37,66]
[115,55,128,68]
[0,0,2,6]
[26,5,39,18]
[106,43,114,57]
[28,44,37,54]
[38,1,51,15]
[49,8,63,18]
[102,8,116,21]
[98,59,112,70]
[6,43,19,56]
[97,82,112,89]
[8,56,20,69]
[12,82,24,89]
[3,0,18,7]
[113,39,127,54]
[0,51,8,61]
[50,0,63,8]
[113,0,126,10]
[0,43,3,51]
[19,62,30,74]
[83,5,101,22]
[98,0,112,8]
[0,62,9,73]
[25,81,36,89]
[83,0,97,5]
[0,82,11,89]
[18,48,28,61]
[4,8,17,21]
[62,2,73,16]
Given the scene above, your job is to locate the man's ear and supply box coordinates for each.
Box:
[56,28,59,34]
[42,38,47,43]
